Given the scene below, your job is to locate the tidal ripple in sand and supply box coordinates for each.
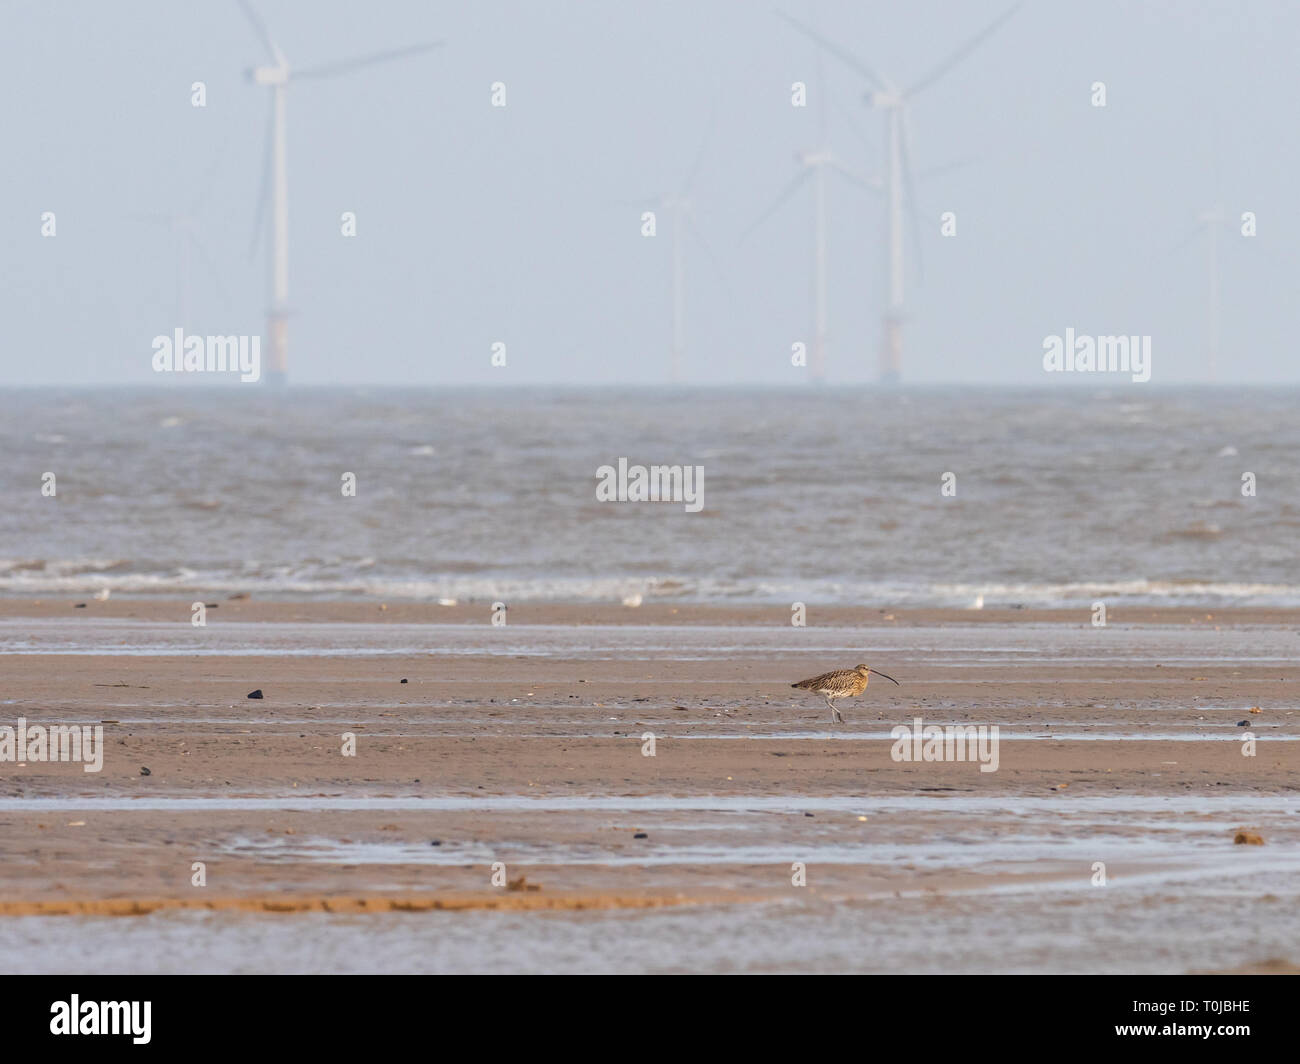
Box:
[2,794,1297,812]
[4,617,1300,665]
[2,876,1298,974]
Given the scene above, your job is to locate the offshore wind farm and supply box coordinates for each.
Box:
[7,1,1283,388]
[236,0,442,383]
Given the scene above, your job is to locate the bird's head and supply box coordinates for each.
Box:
[856,665,900,685]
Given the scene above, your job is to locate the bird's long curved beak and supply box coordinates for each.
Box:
[868,668,900,685]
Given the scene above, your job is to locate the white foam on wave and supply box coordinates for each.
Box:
[4,567,1300,608]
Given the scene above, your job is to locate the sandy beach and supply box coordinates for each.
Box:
[0,599,1296,972]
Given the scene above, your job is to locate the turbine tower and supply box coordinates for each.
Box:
[1195,206,1226,381]
[779,5,1019,382]
[1170,202,1229,381]
[623,118,726,382]
[237,0,442,384]
[741,56,876,382]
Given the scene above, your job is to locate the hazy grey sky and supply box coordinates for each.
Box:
[1,0,1295,386]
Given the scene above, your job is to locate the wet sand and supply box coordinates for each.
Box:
[0,600,1297,972]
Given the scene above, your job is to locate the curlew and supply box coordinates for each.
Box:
[791,664,899,723]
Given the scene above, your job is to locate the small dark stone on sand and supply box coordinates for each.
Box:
[1237,720,1249,727]
[430,840,441,846]
[140,767,151,776]
[633,832,648,839]
[805,812,814,817]
[400,678,408,684]
[74,603,86,608]
[247,689,264,699]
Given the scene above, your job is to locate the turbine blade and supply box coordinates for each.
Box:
[776,10,889,94]
[815,47,828,143]
[686,215,734,305]
[739,168,813,243]
[905,2,1020,99]
[236,0,282,64]
[832,95,877,166]
[188,232,234,312]
[916,157,975,182]
[679,99,718,199]
[293,42,445,80]
[188,141,231,218]
[1165,223,1205,256]
[247,104,274,262]
[900,108,924,284]
[829,160,880,193]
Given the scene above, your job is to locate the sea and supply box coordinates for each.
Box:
[1,386,1296,607]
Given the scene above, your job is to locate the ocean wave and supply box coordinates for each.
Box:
[3,566,1300,607]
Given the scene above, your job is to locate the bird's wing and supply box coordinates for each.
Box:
[792,669,837,689]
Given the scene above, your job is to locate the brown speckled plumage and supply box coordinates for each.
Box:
[791,663,899,723]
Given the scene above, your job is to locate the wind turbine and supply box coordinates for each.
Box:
[131,152,232,333]
[1168,202,1229,381]
[135,211,231,333]
[1195,206,1226,381]
[778,5,1019,382]
[237,0,442,384]
[621,117,728,382]
[741,54,876,382]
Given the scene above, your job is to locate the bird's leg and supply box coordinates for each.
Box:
[825,695,840,724]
